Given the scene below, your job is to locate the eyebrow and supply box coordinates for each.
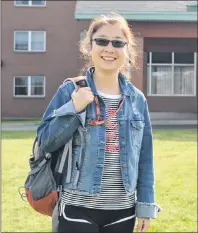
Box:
[96,35,124,40]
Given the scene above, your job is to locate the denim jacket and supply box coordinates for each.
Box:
[37,67,162,219]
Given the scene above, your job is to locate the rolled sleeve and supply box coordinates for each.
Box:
[136,99,162,219]
[135,202,162,219]
[52,99,86,128]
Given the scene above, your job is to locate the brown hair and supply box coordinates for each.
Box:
[79,12,138,79]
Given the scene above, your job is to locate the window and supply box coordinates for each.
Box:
[186,1,198,11]
[14,76,45,97]
[147,52,196,96]
[15,0,46,6]
[14,31,46,52]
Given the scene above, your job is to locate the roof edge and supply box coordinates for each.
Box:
[75,11,197,22]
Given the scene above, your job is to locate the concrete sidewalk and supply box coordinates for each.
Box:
[1,122,197,131]
[2,123,38,131]
[1,112,197,131]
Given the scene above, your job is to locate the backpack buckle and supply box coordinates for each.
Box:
[57,185,62,191]
[45,153,51,160]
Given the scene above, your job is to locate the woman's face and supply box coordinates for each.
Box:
[90,23,128,73]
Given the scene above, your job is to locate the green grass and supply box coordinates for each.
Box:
[2,130,197,232]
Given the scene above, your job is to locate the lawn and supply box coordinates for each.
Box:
[1,129,197,232]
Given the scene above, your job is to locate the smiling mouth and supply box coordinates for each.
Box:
[101,56,116,61]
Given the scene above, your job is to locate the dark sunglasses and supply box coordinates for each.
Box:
[92,38,127,48]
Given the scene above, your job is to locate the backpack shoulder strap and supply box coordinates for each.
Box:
[32,137,39,159]
[63,76,87,90]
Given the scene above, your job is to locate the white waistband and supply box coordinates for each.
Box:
[59,202,136,227]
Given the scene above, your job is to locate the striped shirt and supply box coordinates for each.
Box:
[61,91,135,210]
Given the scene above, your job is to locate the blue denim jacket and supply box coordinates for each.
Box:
[37,67,162,219]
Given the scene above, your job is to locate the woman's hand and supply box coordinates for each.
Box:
[70,76,94,113]
[135,218,150,232]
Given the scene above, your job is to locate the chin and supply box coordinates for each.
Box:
[100,67,118,73]
[99,63,119,72]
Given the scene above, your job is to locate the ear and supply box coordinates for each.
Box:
[124,51,130,63]
[86,43,93,57]
[87,41,92,51]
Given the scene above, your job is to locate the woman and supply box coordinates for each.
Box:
[37,12,161,233]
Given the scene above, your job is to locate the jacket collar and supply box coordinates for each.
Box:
[86,67,135,97]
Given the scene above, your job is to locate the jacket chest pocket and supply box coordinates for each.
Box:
[131,120,145,147]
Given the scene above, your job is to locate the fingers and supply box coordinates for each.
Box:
[79,87,94,98]
[136,218,150,232]
[85,92,95,103]
[79,87,92,92]
[72,87,93,98]
[70,76,93,112]
[68,76,86,82]
[74,87,92,94]
[136,218,144,232]
[141,219,150,232]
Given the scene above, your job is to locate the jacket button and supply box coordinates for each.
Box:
[119,121,124,125]
[121,141,125,145]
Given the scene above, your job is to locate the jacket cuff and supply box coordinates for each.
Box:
[52,99,86,128]
[135,202,162,219]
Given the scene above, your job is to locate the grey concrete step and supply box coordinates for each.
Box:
[1,120,197,132]
[150,112,197,120]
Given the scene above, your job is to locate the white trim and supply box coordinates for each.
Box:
[193,52,196,96]
[60,202,91,224]
[147,52,196,96]
[62,212,91,224]
[147,94,196,97]
[28,76,31,95]
[28,31,31,51]
[14,0,46,7]
[14,30,46,52]
[149,52,152,94]
[43,76,46,97]
[97,90,121,99]
[13,76,45,97]
[44,31,46,51]
[151,63,194,66]
[103,214,136,227]
[171,52,174,95]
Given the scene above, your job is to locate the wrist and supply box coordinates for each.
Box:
[72,99,80,113]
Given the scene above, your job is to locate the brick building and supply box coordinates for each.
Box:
[1,1,197,119]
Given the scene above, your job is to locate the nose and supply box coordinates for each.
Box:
[104,41,114,52]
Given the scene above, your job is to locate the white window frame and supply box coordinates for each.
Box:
[13,76,46,98]
[147,52,197,97]
[14,31,46,52]
[14,0,46,7]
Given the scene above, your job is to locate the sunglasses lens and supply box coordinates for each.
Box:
[95,39,109,46]
[112,40,126,48]
[94,38,126,48]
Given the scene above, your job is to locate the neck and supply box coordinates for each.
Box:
[93,68,121,95]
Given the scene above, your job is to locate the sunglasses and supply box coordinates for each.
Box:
[92,38,127,48]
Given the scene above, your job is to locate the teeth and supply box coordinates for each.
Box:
[102,57,115,61]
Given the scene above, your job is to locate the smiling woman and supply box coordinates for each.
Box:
[79,12,138,80]
[36,11,162,233]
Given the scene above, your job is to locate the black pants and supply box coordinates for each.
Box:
[58,204,136,233]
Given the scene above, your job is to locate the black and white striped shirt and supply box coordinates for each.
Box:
[61,91,135,209]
